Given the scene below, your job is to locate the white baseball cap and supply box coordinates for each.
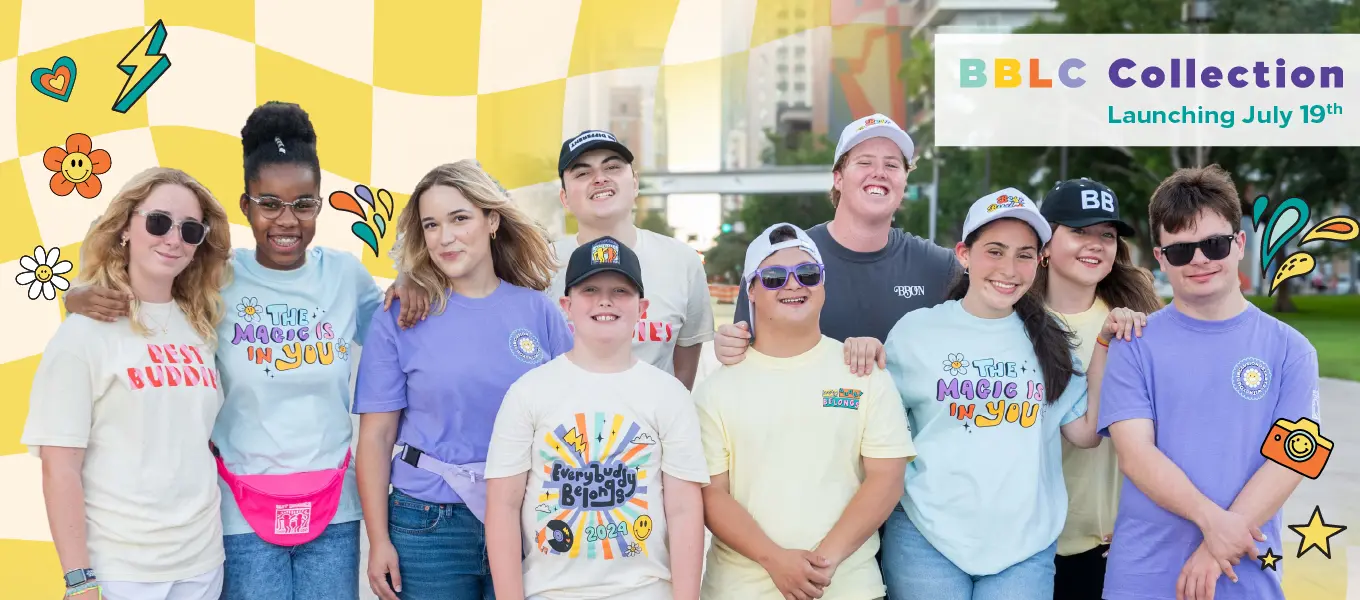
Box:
[742,223,824,335]
[961,188,1053,246]
[834,113,916,166]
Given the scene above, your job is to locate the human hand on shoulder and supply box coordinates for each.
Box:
[383,273,429,329]
[1100,307,1148,344]
[843,337,885,377]
[714,322,751,366]
[63,285,131,323]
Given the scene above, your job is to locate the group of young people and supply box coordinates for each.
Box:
[20,99,1319,600]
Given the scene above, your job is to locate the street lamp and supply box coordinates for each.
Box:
[922,148,939,242]
[1183,1,1215,167]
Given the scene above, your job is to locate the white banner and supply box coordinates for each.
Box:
[933,34,1355,147]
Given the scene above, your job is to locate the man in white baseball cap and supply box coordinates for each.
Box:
[739,222,825,336]
[717,114,960,376]
[695,222,915,600]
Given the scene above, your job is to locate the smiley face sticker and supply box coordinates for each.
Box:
[633,514,654,541]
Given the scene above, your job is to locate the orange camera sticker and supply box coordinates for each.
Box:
[1261,417,1333,479]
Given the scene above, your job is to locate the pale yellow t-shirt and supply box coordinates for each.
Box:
[21,304,226,582]
[694,336,916,600]
[485,356,711,600]
[1054,297,1122,556]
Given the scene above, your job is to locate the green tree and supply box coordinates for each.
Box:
[636,208,674,237]
[1006,0,1357,310]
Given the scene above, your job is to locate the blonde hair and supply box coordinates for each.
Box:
[77,167,233,346]
[392,160,557,315]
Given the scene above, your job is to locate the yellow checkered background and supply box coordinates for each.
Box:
[0,0,858,595]
[2,1,1350,599]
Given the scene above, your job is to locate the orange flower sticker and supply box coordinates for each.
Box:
[43,133,111,198]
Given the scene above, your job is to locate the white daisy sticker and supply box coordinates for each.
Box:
[236,297,263,322]
[15,246,73,301]
[941,352,969,376]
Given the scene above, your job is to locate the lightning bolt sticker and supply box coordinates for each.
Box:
[113,19,171,114]
[562,427,588,455]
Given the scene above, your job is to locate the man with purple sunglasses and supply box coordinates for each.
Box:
[694,222,914,600]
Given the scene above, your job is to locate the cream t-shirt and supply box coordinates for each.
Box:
[693,336,916,600]
[1054,297,1121,556]
[548,227,715,376]
[22,303,226,582]
[485,355,711,600]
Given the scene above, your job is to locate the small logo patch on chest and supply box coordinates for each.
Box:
[822,388,863,410]
[1232,357,1272,401]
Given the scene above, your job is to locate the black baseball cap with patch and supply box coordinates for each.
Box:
[559,130,635,177]
[1040,178,1137,237]
[564,236,645,297]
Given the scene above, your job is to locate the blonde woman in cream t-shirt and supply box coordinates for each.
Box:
[22,168,233,600]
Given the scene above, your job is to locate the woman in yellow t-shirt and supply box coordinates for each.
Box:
[1033,178,1164,600]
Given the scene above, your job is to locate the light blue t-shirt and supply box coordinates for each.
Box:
[883,299,1088,576]
[212,247,383,536]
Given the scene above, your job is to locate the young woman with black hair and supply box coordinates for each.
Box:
[62,101,422,600]
[877,188,1146,600]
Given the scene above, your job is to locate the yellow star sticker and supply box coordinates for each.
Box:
[1288,505,1347,559]
[1258,547,1281,571]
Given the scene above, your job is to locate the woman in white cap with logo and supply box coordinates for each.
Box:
[1035,178,1162,599]
[877,189,1145,599]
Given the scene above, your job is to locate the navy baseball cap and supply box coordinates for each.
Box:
[558,130,635,177]
[564,236,644,297]
[1041,178,1136,237]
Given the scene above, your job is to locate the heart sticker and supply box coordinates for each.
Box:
[31,56,78,102]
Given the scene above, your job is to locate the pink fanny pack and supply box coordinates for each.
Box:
[212,444,352,547]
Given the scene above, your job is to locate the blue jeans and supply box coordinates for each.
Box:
[221,519,360,600]
[388,488,495,600]
[881,507,1055,600]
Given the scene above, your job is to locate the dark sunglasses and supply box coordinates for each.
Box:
[1158,234,1234,267]
[136,209,209,246]
[755,262,824,290]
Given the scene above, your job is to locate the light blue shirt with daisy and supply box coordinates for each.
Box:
[211,247,383,536]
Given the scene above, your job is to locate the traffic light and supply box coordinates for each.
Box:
[721,223,733,233]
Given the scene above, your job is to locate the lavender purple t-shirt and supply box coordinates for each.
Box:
[352,281,574,504]
[1097,301,1320,600]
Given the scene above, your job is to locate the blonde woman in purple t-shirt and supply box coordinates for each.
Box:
[353,161,574,600]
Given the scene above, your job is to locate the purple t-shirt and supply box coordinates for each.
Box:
[1097,301,1320,600]
[352,281,574,503]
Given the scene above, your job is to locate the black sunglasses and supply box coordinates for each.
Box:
[754,262,824,290]
[136,209,208,246]
[1158,234,1234,267]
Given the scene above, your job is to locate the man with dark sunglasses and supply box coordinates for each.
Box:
[1097,166,1320,600]
[694,222,914,600]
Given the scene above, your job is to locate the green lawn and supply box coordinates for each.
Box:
[1247,295,1360,381]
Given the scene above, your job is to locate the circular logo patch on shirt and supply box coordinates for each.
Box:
[509,328,544,364]
[1231,357,1271,401]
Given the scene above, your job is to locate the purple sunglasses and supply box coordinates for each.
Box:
[753,262,825,290]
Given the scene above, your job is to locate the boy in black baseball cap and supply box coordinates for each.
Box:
[485,234,710,599]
